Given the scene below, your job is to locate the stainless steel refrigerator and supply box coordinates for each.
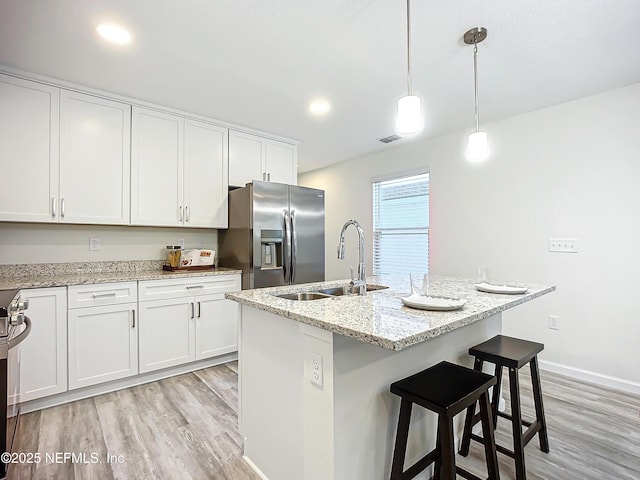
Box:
[218,181,325,289]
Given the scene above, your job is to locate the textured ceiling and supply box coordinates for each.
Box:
[1,0,639,172]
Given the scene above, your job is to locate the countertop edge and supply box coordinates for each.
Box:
[1,268,242,290]
[226,283,556,351]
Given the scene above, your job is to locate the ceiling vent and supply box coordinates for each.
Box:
[378,134,401,144]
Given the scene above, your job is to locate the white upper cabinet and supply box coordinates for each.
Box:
[229,130,297,187]
[184,119,228,228]
[1,70,293,227]
[59,90,131,224]
[265,139,297,185]
[0,74,131,225]
[131,107,184,227]
[228,130,264,187]
[0,74,59,222]
[131,107,228,228]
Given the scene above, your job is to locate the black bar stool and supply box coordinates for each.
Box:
[389,361,500,480]
[459,335,550,480]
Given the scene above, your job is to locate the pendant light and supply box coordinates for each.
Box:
[396,0,422,135]
[464,27,489,162]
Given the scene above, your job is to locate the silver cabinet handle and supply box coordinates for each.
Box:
[267,172,271,181]
[190,302,195,319]
[179,205,183,222]
[51,197,56,217]
[197,301,201,318]
[186,285,203,290]
[60,197,65,218]
[262,172,266,181]
[132,309,136,328]
[185,206,190,222]
[92,292,117,299]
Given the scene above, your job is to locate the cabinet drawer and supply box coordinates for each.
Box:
[138,275,241,302]
[68,282,137,309]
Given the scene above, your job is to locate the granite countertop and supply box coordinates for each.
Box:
[226,275,555,351]
[0,261,242,290]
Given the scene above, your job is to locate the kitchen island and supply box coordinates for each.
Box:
[226,275,555,480]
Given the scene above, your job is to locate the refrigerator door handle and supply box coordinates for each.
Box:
[290,209,297,284]
[283,210,292,284]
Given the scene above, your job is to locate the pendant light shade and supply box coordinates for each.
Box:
[396,0,423,136]
[397,95,422,135]
[464,27,489,162]
[468,131,489,162]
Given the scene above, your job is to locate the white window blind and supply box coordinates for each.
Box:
[372,173,429,275]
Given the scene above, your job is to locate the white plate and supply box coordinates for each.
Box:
[401,294,466,311]
[474,282,528,294]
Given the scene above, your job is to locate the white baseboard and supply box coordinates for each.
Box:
[242,455,270,480]
[539,359,640,396]
[19,352,237,414]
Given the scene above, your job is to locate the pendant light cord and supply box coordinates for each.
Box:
[473,43,479,133]
[406,0,412,95]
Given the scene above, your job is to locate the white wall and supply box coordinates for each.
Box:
[300,82,640,388]
[0,223,217,264]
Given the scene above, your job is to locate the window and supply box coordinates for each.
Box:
[372,172,429,275]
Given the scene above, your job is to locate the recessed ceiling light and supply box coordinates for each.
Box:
[309,100,331,115]
[97,23,132,45]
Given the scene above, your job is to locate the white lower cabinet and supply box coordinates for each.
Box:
[195,293,239,360]
[138,274,241,373]
[10,287,67,404]
[10,275,239,406]
[67,283,138,390]
[138,297,195,373]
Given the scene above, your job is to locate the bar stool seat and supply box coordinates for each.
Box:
[390,361,500,480]
[460,335,550,480]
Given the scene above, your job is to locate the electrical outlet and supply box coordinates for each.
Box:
[310,352,323,388]
[548,315,560,330]
[178,238,185,249]
[89,238,100,251]
[549,238,578,253]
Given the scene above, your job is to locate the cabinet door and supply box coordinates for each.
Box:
[0,74,59,222]
[265,140,297,185]
[138,297,195,373]
[184,119,228,228]
[195,293,239,360]
[131,107,184,226]
[9,287,67,404]
[228,130,264,187]
[68,303,138,389]
[59,90,131,225]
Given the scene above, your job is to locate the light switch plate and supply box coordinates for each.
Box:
[549,238,578,253]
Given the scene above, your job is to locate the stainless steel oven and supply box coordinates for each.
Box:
[0,290,31,479]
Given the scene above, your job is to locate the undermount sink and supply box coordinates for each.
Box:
[276,292,334,301]
[317,284,389,296]
[275,284,389,301]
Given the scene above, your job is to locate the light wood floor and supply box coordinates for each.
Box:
[7,362,640,479]
[457,368,640,480]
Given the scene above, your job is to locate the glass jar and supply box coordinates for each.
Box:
[166,245,182,268]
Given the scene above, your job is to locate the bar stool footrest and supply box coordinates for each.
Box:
[456,465,488,480]
[470,433,516,459]
[497,410,533,428]
[397,448,439,480]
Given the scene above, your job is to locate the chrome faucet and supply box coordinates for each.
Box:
[337,219,366,295]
